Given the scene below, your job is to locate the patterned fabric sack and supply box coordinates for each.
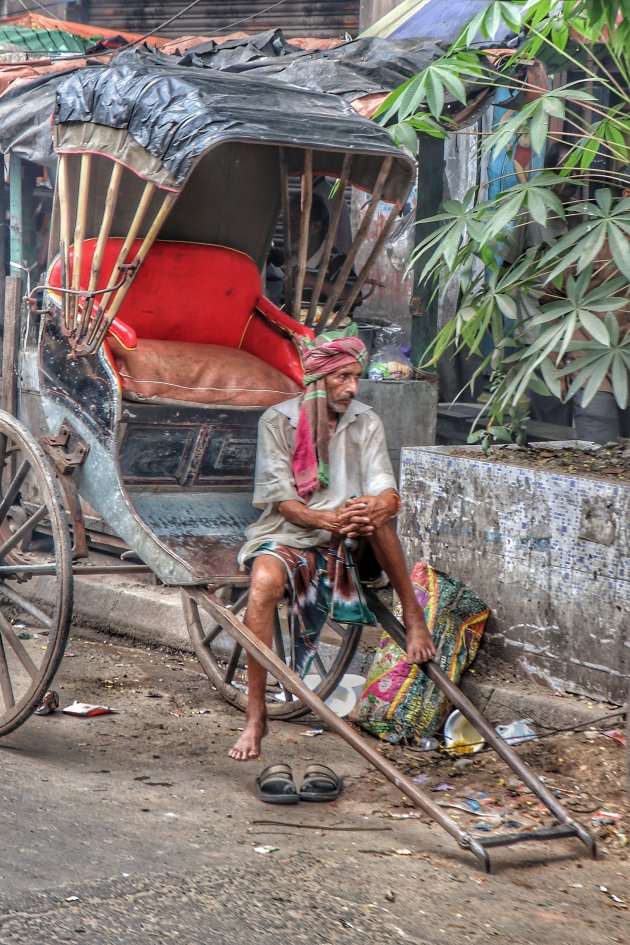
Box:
[351,563,490,744]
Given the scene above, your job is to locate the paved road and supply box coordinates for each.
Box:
[0,631,627,944]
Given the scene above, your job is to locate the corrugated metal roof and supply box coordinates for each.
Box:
[0,25,89,54]
[76,0,359,40]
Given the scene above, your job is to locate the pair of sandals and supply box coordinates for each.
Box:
[256,762,343,804]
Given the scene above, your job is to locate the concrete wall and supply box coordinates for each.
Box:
[358,377,438,481]
[399,444,630,703]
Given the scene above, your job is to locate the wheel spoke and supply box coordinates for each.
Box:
[0,503,47,559]
[313,650,328,679]
[0,636,15,709]
[273,615,295,702]
[228,589,249,615]
[0,583,52,628]
[202,624,223,647]
[0,612,39,679]
[0,458,30,522]
[223,643,242,685]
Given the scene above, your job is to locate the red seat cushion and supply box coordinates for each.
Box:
[48,240,313,386]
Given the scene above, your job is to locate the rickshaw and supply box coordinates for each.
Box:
[0,49,595,871]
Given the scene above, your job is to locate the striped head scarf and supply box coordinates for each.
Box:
[292,329,368,501]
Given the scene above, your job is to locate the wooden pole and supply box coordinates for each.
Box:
[292,150,313,321]
[411,136,444,367]
[84,180,157,350]
[306,154,353,328]
[88,190,178,353]
[79,161,123,340]
[316,156,393,334]
[56,154,72,332]
[1,276,21,417]
[279,149,293,315]
[69,153,92,331]
[328,201,402,330]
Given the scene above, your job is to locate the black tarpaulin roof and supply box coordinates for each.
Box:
[52,47,416,196]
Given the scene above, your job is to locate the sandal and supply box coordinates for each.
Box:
[299,763,343,802]
[255,762,299,805]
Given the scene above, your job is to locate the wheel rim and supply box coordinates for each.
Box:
[182,585,361,720]
[0,413,73,737]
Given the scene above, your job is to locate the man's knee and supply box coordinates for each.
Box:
[249,557,287,605]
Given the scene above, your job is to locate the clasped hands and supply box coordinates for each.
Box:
[321,491,399,538]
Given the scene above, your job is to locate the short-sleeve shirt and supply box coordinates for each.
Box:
[238,396,396,565]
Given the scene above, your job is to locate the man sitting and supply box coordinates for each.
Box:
[229,331,436,761]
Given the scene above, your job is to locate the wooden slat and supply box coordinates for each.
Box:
[69,153,92,331]
[79,161,123,340]
[279,149,293,315]
[306,154,352,328]
[89,190,178,353]
[292,150,313,321]
[316,156,393,334]
[56,154,71,330]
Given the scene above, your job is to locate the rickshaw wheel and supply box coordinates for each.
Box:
[0,412,73,737]
[181,585,362,720]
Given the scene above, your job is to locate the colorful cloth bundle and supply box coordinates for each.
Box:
[351,563,490,744]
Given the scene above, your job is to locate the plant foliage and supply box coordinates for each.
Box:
[377,0,630,443]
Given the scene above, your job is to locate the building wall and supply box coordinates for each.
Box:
[74,1,359,39]
[399,444,630,703]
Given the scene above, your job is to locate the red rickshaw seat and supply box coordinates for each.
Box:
[47,240,311,387]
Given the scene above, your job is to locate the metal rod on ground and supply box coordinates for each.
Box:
[366,592,596,858]
[189,586,491,871]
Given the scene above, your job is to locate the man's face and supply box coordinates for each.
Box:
[324,362,363,414]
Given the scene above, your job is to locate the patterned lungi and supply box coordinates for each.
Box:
[248,537,376,676]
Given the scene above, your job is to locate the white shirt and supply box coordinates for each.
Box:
[238,396,396,565]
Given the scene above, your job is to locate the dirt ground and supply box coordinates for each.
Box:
[55,629,630,861]
[2,628,627,945]
[451,440,630,483]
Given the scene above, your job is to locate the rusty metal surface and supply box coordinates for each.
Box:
[129,491,258,581]
[73,1,359,40]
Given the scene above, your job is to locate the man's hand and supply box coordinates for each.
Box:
[337,492,399,537]
[277,501,345,534]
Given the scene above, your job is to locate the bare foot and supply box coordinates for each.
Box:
[228,716,268,761]
[404,615,436,664]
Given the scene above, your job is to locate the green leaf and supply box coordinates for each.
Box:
[605,311,620,345]
[540,356,562,398]
[611,354,629,409]
[579,136,601,170]
[390,122,419,155]
[496,294,518,319]
[467,428,486,443]
[490,425,513,443]
[425,70,445,119]
[607,224,630,280]
[579,354,614,407]
[577,311,610,346]
[527,188,549,226]
[439,69,467,106]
